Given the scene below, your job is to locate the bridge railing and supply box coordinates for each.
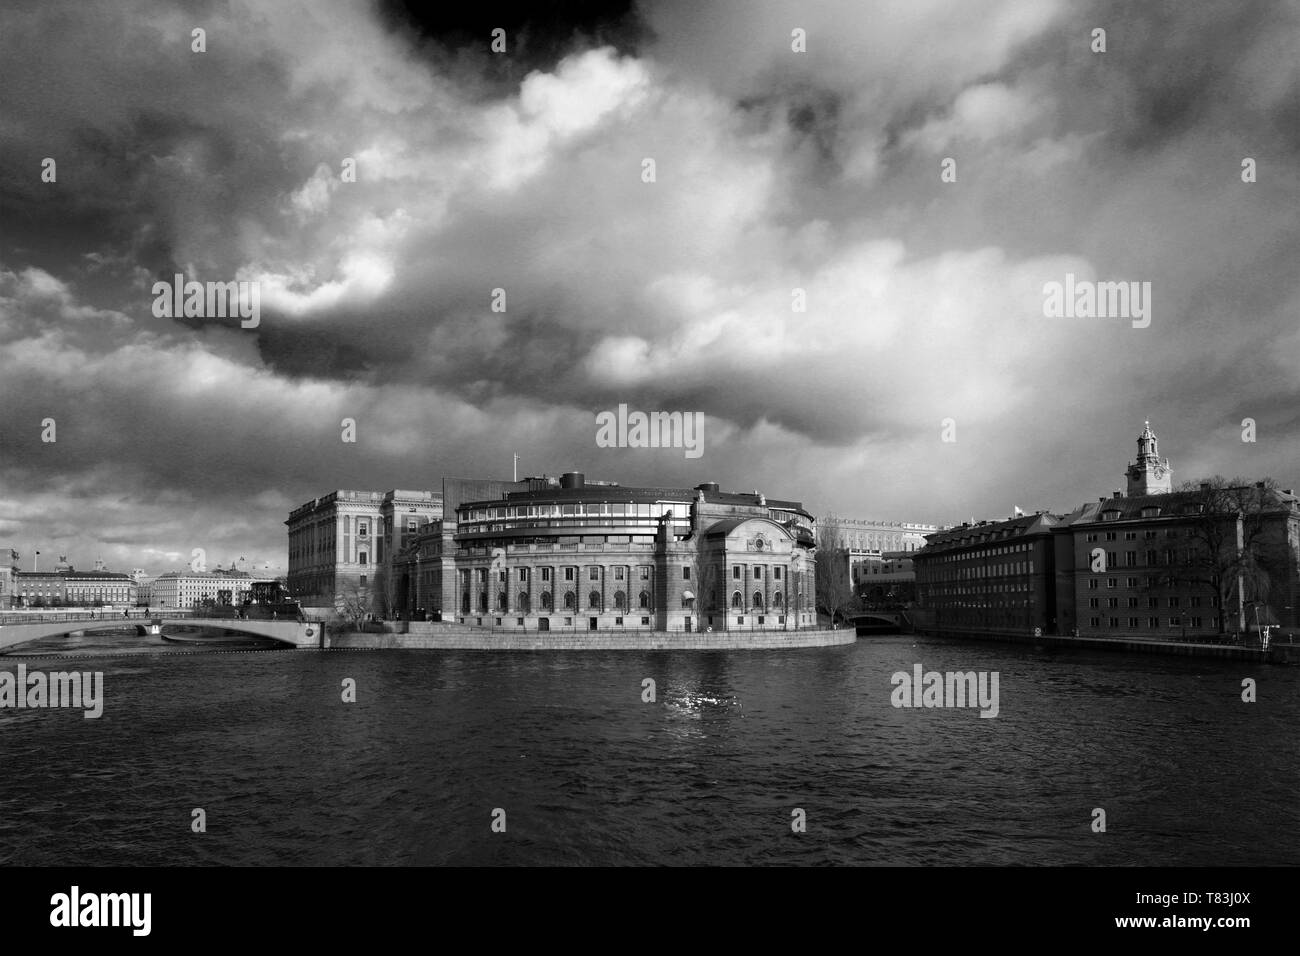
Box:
[0,609,173,626]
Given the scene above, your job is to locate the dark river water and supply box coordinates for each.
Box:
[1,629,1296,866]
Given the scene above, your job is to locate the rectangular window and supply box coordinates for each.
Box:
[499,570,507,582]
[1107,578,1117,589]
[774,567,782,580]
[1088,579,1099,590]
[682,567,689,580]
[1168,596,1180,608]
[1125,551,1137,566]
[1088,597,1099,608]
[641,617,650,625]
[565,568,575,581]
[520,568,528,581]
[1149,616,1160,628]
[358,552,367,566]
[1128,597,1139,608]
[1191,617,1202,628]
[1090,617,1100,627]
[754,567,762,579]
[1127,577,1138,588]
[733,566,740,579]
[1107,598,1118,608]
[641,567,650,579]
[616,567,625,581]
[541,568,550,581]
[1109,617,1119,628]
[359,575,367,587]
[1148,597,1159,609]
[589,567,599,581]
[1190,595,1200,607]
[1169,617,1181,627]
[1105,532,1117,541]
[1128,617,1139,628]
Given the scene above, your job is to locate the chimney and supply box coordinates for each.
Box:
[1200,482,1210,491]
[1112,490,1122,499]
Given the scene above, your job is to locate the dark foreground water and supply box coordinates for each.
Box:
[1,631,1297,866]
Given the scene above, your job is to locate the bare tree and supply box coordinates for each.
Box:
[1164,476,1289,633]
[815,515,856,627]
[334,580,371,631]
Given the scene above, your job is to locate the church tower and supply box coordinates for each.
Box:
[1125,421,1172,496]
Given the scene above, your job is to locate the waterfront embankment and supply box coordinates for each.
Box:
[326,622,855,651]
[920,628,1299,664]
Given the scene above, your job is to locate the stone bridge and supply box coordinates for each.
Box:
[0,614,323,652]
[849,610,911,632]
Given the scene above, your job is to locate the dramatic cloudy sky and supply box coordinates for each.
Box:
[1,0,1297,574]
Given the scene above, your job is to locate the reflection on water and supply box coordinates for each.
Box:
[1,633,1297,865]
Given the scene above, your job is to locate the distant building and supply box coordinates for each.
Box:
[128,569,152,606]
[13,561,138,608]
[819,517,939,553]
[850,550,918,604]
[912,512,1061,636]
[1052,482,1300,639]
[913,423,1300,640]
[150,569,273,610]
[0,547,19,608]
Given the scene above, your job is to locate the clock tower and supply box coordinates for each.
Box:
[1125,421,1172,496]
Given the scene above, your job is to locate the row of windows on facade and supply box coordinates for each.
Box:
[459,565,786,584]
[1088,617,1213,628]
[463,503,693,522]
[1088,549,1202,567]
[461,614,799,628]
[289,519,425,558]
[459,590,792,613]
[925,561,1035,581]
[1085,576,1216,591]
[1085,595,1217,608]
[930,542,1035,559]
[1085,528,1185,541]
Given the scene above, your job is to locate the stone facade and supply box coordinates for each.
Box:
[391,473,818,633]
[285,488,442,608]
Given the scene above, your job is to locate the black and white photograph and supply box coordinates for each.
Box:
[1,0,1296,936]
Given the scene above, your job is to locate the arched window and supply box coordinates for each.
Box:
[589,591,601,610]
[564,591,576,610]
[541,592,552,611]
[518,592,530,613]
[753,591,764,609]
[614,590,626,610]
[639,591,650,608]
[498,592,507,611]
[478,593,488,612]
[731,591,742,608]
[773,591,783,607]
